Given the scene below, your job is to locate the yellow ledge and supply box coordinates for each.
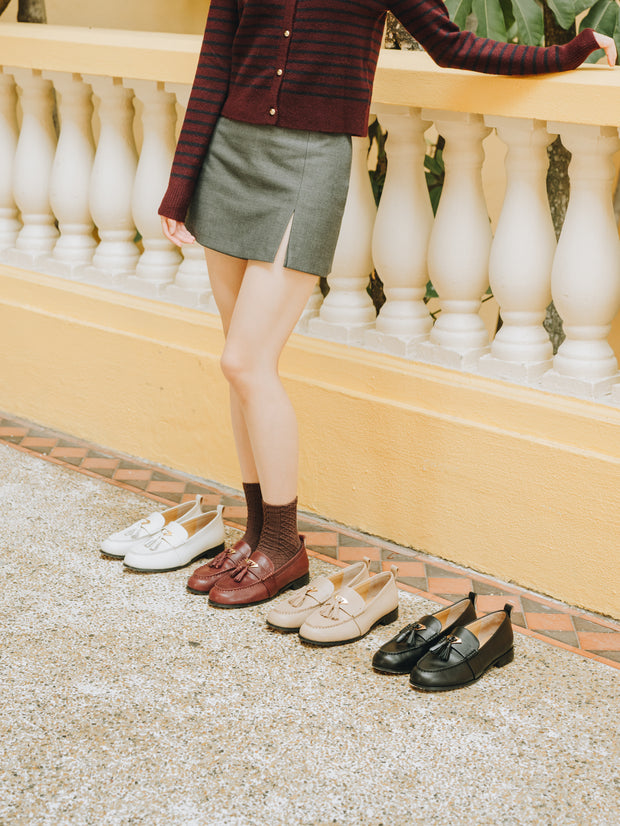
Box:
[1,266,618,620]
[1,24,620,126]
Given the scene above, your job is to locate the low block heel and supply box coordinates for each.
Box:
[285,572,310,592]
[494,648,514,668]
[379,606,399,626]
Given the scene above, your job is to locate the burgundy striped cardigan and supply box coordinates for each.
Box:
[159,0,599,222]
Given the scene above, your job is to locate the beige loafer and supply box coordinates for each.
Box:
[266,558,371,632]
[298,566,399,646]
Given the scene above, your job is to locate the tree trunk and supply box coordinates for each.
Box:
[543,5,575,352]
[18,0,46,22]
[384,12,421,50]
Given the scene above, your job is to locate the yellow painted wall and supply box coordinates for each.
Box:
[0,266,618,620]
[0,0,209,33]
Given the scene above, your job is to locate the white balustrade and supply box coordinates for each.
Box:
[415,110,492,369]
[5,68,58,266]
[163,82,214,310]
[0,71,20,252]
[2,26,620,407]
[296,282,324,333]
[478,117,556,382]
[42,72,97,274]
[123,79,182,296]
[542,123,620,399]
[365,105,433,356]
[308,134,377,345]
[82,75,139,281]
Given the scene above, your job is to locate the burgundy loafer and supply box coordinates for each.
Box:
[208,539,310,608]
[186,539,252,594]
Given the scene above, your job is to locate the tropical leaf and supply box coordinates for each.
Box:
[472,0,509,40]
[546,0,594,32]
[580,0,619,33]
[499,0,516,31]
[445,0,474,29]
[614,11,620,63]
[580,0,619,62]
[512,0,544,45]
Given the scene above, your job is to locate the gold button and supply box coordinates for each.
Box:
[284,30,290,37]
[276,69,283,76]
[269,108,276,116]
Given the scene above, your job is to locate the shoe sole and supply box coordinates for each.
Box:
[208,572,310,609]
[100,550,126,560]
[298,605,399,647]
[265,620,302,633]
[122,542,225,574]
[372,663,415,675]
[409,647,515,692]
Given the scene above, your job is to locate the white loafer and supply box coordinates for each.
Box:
[298,566,400,646]
[123,505,225,572]
[101,495,206,559]
[266,558,371,631]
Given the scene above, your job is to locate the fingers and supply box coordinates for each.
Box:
[593,32,617,67]
[160,215,196,247]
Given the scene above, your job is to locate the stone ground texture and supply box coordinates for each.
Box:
[0,443,619,826]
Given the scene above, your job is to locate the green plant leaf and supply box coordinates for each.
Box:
[446,0,474,28]
[614,12,620,64]
[580,0,619,61]
[499,0,516,31]
[546,0,593,31]
[424,155,444,176]
[472,0,509,39]
[580,0,619,34]
[512,0,544,45]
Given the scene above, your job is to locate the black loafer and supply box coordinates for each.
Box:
[409,603,514,692]
[372,592,477,674]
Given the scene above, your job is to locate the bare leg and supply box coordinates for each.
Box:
[220,230,317,505]
[205,247,259,485]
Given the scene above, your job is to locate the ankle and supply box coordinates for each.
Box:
[255,498,301,568]
[241,481,263,550]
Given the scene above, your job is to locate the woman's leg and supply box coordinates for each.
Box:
[220,233,317,506]
[219,229,317,567]
[205,247,263,550]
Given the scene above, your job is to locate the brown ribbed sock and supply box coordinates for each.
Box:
[255,498,301,569]
[241,482,263,550]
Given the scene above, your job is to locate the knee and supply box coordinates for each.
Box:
[220,347,256,396]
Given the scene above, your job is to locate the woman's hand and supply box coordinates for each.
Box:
[593,32,617,67]
[160,216,196,247]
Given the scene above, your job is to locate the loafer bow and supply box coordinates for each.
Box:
[410,603,515,692]
[208,540,310,608]
[372,591,477,674]
[266,559,371,631]
[186,539,253,594]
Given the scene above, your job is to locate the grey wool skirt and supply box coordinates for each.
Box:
[185,117,352,278]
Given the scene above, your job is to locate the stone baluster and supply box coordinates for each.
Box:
[478,117,556,382]
[416,110,492,369]
[163,82,213,310]
[365,105,433,356]
[296,282,324,334]
[82,75,139,283]
[123,79,182,297]
[5,68,58,267]
[308,134,377,345]
[41,72,97,276]
[542,123,620,399]
[0,71,20,253]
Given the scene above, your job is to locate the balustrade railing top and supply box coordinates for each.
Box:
[2,23,620,403]
[1,23,619,125]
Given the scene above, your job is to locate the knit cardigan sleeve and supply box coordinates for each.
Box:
[389,0,599,74]
[159,0,238,222]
